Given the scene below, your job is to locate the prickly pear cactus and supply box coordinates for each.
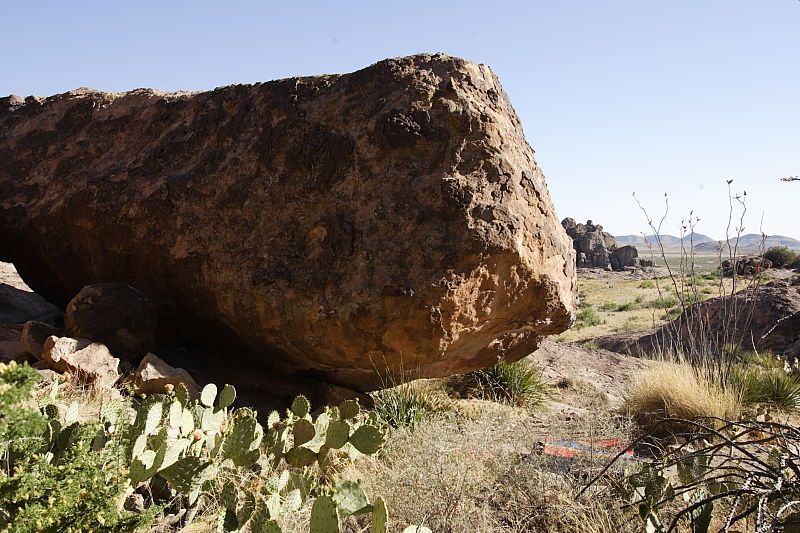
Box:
[310,495,340,533]
[372,496,389,533]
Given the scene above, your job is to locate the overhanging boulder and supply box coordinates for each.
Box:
[0,53,576,388]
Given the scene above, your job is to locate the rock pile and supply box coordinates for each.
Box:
[0,54,576,388]
[721,256,773,277]
[561,218,652,271]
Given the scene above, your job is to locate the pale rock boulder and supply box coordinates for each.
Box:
[41,336,121,389]
[131,352,200,396]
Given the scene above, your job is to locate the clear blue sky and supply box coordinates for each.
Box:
[3,1,798,239]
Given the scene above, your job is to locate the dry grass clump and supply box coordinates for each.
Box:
[625,360,741,430]
[356,403,635,533]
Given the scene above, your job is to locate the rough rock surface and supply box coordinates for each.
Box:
[721,256,773,277]
[593,279,800,359]
[41,336,121,388]
[0,53,575,387]
[65,283,157,360]
[131,352,200,396]
[610,245,639,271]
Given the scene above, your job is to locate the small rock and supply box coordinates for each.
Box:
[123,493,145,514]
[41,336,121,389]
[21,320,63,359]
[132,353,199,396]
[65,283,157,361]
[37,368,61,384]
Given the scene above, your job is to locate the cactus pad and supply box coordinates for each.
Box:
[348,425,383,454]
[285,446,317,467]
[293,418,316,446]
[372,496,389,533]
[332,480,371,516]
[310,494,340,533]
[217,384,236,409]
[290,395,310,418]
[200,383,217,407]
[338,399,359,419]
[324,420,350,449]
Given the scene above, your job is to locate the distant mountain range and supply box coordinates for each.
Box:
[615,233,800,253]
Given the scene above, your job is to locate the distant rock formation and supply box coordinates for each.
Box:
[561,218,652,270]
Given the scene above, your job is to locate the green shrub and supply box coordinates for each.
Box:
[575,306,603,329]
[452,360,547,408]
[645,296,679,309]
[763,246,798,268]
[0,361,156,532]
[638,280,655,289]
[662,307,682,320]
[0,361,393,533]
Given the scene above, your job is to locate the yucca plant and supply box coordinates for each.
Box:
[451,360,548,408]
[733,366,800,412]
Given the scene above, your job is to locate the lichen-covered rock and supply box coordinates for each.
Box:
[0,54,575,388]
[65,283,157,360]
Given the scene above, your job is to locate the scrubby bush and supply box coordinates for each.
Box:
[594,418,800,533]
[575,305,604,329]
[645,296,679,309]
[0,361,156,532]
[763,246,798,268]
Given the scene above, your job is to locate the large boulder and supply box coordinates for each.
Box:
[0,54,575,388]
[65,283,157,360]
[610,245,639,270]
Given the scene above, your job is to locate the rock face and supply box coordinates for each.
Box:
[0,53,576,388]
[562,219,643,271]
[21,320,63,359]
[65,283,157,360]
